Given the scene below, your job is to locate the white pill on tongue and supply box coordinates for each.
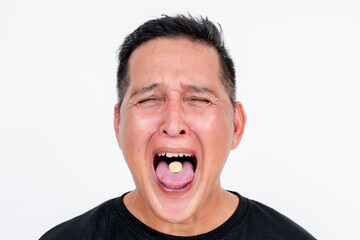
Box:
[155,160,194,188]
[169,161,182,173]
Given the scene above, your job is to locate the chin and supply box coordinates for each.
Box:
[147,181,203,224]
[155,200,197,224]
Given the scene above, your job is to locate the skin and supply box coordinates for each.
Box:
[114,37,246,236]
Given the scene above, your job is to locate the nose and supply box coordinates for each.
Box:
[159,100,189,137]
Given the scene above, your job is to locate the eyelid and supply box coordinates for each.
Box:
[186,97,211,102]
[138,96,162,103]
[185,97,213,108]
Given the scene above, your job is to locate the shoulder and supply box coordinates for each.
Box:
[40,197,120,240]
[246,197,316,240]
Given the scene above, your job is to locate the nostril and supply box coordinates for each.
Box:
[162,130,185,135]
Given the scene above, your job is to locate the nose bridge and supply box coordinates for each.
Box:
[160,96,188,136]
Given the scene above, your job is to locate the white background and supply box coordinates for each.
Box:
[1,0,359,239]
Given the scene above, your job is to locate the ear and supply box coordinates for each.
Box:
[113,104,122,150]
[231,101,246,149]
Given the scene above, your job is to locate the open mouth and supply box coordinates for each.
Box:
[154,153,197,190]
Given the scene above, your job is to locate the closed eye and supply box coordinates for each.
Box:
[186,98,212,108]
[137,97,163,108]
[138,98,157,104]
[190,98,210,103]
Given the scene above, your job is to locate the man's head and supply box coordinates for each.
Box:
[114,15,246,233]
[117,14,236,109]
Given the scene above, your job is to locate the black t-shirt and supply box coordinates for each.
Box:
[40,192,316,239]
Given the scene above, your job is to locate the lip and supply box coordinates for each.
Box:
[151,148,199,193]
[155,175,194,193]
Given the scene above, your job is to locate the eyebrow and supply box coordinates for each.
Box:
[130,83,160,98]
[183,84,217,97]
[129,83,217,98]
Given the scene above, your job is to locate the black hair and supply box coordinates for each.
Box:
[117,14,236,108]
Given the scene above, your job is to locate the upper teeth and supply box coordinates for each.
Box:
[157,153,193,158]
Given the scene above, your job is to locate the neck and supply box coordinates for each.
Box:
[123,188,239,236]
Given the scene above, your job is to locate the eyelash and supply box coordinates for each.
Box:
[137,96,164,103]
[138,98,157,104]
[188,98,210,103]
[136,97,212,108]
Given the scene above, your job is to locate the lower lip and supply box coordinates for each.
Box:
[155,175,194,194]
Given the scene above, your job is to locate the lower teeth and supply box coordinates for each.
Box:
[161,181,186,189]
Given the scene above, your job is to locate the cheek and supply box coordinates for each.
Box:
[190,110,233,145]
[188,110,233,171]
[120,110,161,154]
[119,111,162,185]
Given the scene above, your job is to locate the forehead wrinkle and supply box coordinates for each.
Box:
[130,83,160,99]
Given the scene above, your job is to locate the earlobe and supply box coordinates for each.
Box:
[113,104,122,150]
[231,102,246,149]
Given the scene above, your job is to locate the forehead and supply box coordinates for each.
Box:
[126,37,223,93]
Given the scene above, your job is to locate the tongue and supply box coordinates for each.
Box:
[156,160,194,188]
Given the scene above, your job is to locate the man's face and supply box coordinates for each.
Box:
[114,38,245,223]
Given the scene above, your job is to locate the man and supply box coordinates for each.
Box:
[41,15,315,239]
